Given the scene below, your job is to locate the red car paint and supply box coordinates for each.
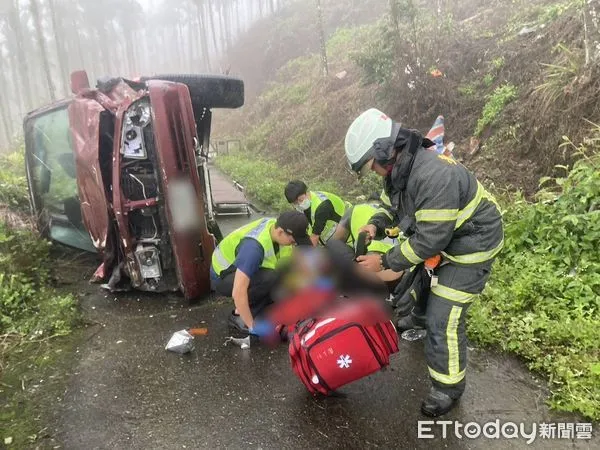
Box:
[25,71,221,300]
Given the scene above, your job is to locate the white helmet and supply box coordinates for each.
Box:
[345,108,394,176]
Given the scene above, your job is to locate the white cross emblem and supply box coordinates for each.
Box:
[337,354,352,369]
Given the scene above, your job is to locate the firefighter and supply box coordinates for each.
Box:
[344,108,504,417]
[284,180,350,246]
[210,211,312,337]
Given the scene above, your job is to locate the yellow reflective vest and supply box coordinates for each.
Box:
[211,218,292,276]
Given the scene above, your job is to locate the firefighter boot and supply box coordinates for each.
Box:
[396,313,426,332]
[421,387,459,417]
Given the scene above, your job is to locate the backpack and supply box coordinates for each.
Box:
[288,299,399,396]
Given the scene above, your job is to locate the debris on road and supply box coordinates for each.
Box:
[188,328,208,336]
[165,330,195,354]
[401,329,427,341]
[223,335,251,349]
[165,327,209,353]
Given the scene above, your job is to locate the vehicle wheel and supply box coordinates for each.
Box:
[140,74,244,109]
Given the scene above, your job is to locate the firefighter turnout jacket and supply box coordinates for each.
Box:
[370,148,504,271]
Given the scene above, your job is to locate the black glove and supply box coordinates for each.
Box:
[354,232,369,260]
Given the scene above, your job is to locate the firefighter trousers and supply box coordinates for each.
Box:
[425,260,494,399]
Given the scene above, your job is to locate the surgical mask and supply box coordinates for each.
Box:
[295,198,311,211]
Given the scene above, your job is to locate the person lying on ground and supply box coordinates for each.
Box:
[257,246,394,346]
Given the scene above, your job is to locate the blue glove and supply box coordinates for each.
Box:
[249,319,275,338]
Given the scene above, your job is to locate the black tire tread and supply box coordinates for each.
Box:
[141,74,244,109]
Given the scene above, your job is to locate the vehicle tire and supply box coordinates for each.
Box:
[140,74,244,109]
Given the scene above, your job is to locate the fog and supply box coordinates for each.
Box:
[0,0,288,147]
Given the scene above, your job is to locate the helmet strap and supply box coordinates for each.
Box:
[372,137,397,167]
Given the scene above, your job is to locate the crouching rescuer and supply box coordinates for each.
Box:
[344,108,504,417]
[284,180,350,246]
[210,211,312,337]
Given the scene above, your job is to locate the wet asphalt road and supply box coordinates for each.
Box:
[51,212,598,449]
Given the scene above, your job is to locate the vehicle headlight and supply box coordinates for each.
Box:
[122,100,151,159]
[125,100,151,128]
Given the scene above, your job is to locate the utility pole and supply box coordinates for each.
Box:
[315,0,328,77]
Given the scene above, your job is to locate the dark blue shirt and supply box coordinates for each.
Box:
[210,238,265,280]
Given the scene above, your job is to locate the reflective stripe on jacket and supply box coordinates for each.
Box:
[370,149,503,270]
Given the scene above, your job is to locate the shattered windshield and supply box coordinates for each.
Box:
[28,106,78,216]
[27,106,94,251]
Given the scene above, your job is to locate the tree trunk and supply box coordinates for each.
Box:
[0,98,12,147]
[97,27,113,77]
[132,30,143,75]
[48,0,69,97]
[197,3,212,70]
[30,0,57,101]
[125,32,137,77]
[176,25,185,71]
[315,0,328,77]
[158,28,167,72]
[388,0,402,77]
[9,55,24,118]
[188,16,197,71]
[8,0,34,111]
[206,0,220,57]
[583,0,600,66]
[229,1,236,46]
[75,31,86,70]
[223,1,233,50]
[218,2,227,53]
[389,0,400,34]
[238,0,244,37]
[113,22,126,76]
[0,58,14,145]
